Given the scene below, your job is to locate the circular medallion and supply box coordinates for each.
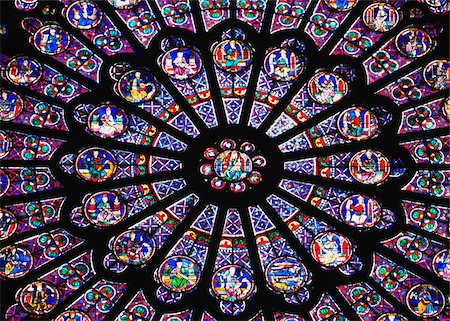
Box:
[424,0,449,14]
[0,131,12,159]
[109,62,132,81]
[158,255,201,292]
[349,149,390,185]
[310,232,353,267]
[75,148,117,182]
[325,0,358,11]
[162,48,202,80]
[88,105,128,139]
[432,250,450,281]
[20,281,59,314]
[66,0,103,30]
[107,0,140,9]
[6,57,42,86]
[118,70,158,103]
[0,245,33,278]
[308,72,348,105]
[362,3,400,32]
[211,177,226,190]
[265,256,308,293]
[84,191,126,227]
[406,284,445,317]
[212,265,254,302]
[0,209,17,240]
[230,181,246,192]
[340,195,381,228]
[376,313,407,321]
[0,90,23,121]
[33,25,70,56]
[213,39,253,73]
[55,310,92,321]
[395,28,432,58]
[423,59,449,90]
[338,107,378,141]
[263,48,304,82]
[113,229,155,265]
[214,150,253,182]
[0,169,10,197]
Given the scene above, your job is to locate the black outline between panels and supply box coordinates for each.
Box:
[0,1,449,321]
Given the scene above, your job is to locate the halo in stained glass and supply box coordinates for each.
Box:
[0,90,23,121]
[362,3,400,32]
[157,255,201,293]
[0,1,448,320]
[6,56,42,85]
[87,105,128,139]
[211,265,254,302]
[337,106,379,141]
[394,27,433,58]
[307,71,348,105]
[161,48,203,80]
[113,229,156,265]
[213,39,253,73]
[263,48,304,81]
[0,245,33,278]
[65,0,103,30]
[33,24,70,56]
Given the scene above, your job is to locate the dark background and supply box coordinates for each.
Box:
[1,1,449,320]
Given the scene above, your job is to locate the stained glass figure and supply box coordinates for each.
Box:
[0,1,448,320]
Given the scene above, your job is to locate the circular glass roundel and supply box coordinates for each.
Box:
[162,48,202,80]
[349,149,391,185]
[0,130,12,159]
[432,250,450,281]
[0,90,23,121]
[212,265,254,302]
[339,194,381,228]
[75,148,117,182]
[113,229,155,265]
[19,281,59,314]
[158,255,201,292]
[55,310,92,321]
[213,39,253,73]
[84,191,127,227]
[87,105,128,139]
[308,71,348,105]
[406,284,445,317]
[0,209,17,240]
[0,169,11,197]
[6,57,42,86]
[263,48,304,82]
[66,0,103,30]
[395,28,433,58]
[362,3,400,32]
[0,245,33,278]
[338,107,378,141]
[214,150,253,182]
[423,59,449,90]
[265,256,308,293]
[310,232,353,267]
[33,24,70,56]
[118,70,158,103]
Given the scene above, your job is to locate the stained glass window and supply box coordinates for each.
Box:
[1,0,449,320]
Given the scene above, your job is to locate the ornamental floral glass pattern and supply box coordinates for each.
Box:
[0,1,449,320]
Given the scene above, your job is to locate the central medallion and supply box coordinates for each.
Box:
[214,150,252,181]
[200,139,266,193]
